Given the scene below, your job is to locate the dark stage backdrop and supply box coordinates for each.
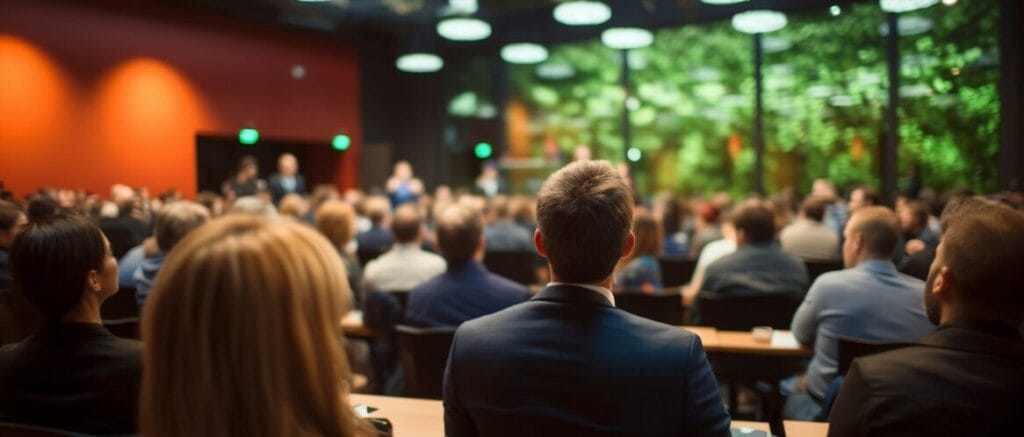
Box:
[195,135,344,194]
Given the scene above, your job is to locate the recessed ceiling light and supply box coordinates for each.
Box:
[501,43,548,64]
[732,10,787,34]
[553,1,611,26]
[396,53,444,73]
[879,0,940,13]
[601,27,654,50]
[437,17,492,41]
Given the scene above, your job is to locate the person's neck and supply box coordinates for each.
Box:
[59,297,103,325]
[550,271,613,290]
[854,255,889,267]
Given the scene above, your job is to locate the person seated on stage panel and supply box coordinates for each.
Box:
[132,201,210,310]
[0,214,141,435]
[268,153,308,205]
[363,204,445,293]
[316,200,363,307]
[681,210,737,306]
[140,216,373,437]
[405,204,529,328]
[828,199,1024,436]
[386,160,424,208]
[692,200,808,323]
[443,161,731,437]
[355,196,394,254]
[221,155,267,201]
[780,195,841,263]
[786,206,935,420]
[614,207,664,293]
[0,200,28,290]
[482,195,533,253]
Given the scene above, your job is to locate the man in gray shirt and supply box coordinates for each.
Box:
[787,206,935,419]
[780,195,840,262]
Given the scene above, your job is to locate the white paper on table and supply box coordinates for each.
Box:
[770,331,800,348]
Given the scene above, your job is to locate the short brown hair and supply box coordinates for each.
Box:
[848,206,900,258]
[391,204,422,244]
[536,161,633,283]
[0,200,23,231]
[315,200,356,251]
[435,204,483,264]
[939,199,1024,319]
[800,195,830,222]
[155,201,210,252]
[902,200,930,231]
[732,200,776,243]
[624,207,662,262]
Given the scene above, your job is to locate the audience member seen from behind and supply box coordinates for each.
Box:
[614,207,664,293]
[829,199,1024,436]
[694,200,808,323]
[140,216,372,436]
[897,200,939,257]
[405,204,529,328]
[787,206,935,420]
[363,204,445,292]
[132,201,210,309]
[682,211,737,306]
[0,200,28,290]
[268,153,308,205]
[0,214,141,434]
[483,196,534,253]
[316,200,363,306]
[780,195,841,262]
[356,196,394,255]
[444,160,731,436]
[659,196,691,258]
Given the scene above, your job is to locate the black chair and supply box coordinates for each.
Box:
[0,422,78,437]
[658,258,697,288]
[357,248,387,268]
[100,286,138,320]
[391,290,410,316]
[395,325,456,399]
[483,251,537,285]
[696,293,802,330]
[0,290,42,346]
[804,261,843,285]
[615,291,685,325]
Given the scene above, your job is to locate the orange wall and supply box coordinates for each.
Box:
[0,0,361,198]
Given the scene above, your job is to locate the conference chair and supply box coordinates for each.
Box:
[814,337,916,421]
[657,257,698,288]
[804,261,843,285]
[357,248,387,268]
[395,325,456,399]
[483,251,537,285]
[363,288,404,395]
[0,422,78,437]
[695,293,802,331]
[615,289,686,325]
[0,290,42,346]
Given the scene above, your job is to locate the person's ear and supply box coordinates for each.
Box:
[932,266,954,298]
[534,229,547,258]
[621,232,636,259]
[85,269,102,294]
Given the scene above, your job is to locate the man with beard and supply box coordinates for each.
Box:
[828,198,1024,436]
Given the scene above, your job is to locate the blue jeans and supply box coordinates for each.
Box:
[780,376,822,420]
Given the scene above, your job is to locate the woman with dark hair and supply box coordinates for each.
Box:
[615,207,664,293]
[0,213,141,435]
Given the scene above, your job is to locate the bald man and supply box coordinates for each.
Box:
[268,153,307,205]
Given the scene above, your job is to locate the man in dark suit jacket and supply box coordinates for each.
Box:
[406,204,529,328]
[0,214,142,435]
[829,198,1024,436]
[444,161,731,436]
[267,153,308,205]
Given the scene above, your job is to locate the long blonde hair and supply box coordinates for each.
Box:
[141,215,369,436]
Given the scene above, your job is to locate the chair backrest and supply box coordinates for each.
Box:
[696,293,801,330]
[100,286,138,320]
[804,261,844,285]
[658,258,698,288]
[615,291,685,325]
[357,248,386,268]
[837,337,915,375]
[483,251,537,285]
[395,325,457,399]
[103,318,140,340]
[0,291,43,346]
[0,422,78,437]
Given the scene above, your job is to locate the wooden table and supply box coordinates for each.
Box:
[342,311,376,338]
[681,326,812,358]
[785,420,830,437]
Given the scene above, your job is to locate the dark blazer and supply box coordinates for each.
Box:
[701,242,809,299]
[356,227,395,254]
[267,173,307,204]
[405,261,529,328]
[828,320,1024,437]
[444,284,731,437]
[0,322,143,435]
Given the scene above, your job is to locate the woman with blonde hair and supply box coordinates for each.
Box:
[140,215,371,436]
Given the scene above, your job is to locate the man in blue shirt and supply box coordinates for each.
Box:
[405,204,529,328]
[788,206,935,419]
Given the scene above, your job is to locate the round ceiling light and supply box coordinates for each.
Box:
[879,0,940,13]
[501,43,549,64]
[396,53,444,73]
[601,27,654,50]
[437,17,492,41]
[553,1,612,26]
[732,10,787,34]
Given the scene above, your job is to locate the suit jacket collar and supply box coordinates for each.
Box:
[919,320,1024,361]
[532,284,614,308]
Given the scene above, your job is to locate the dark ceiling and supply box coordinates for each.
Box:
[168,0,868,55]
